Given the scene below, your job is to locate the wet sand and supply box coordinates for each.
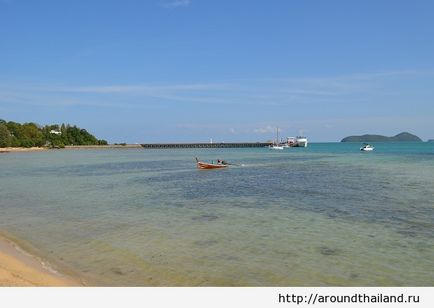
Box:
[0,236,79,286]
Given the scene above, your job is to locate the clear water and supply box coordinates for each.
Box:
[0,143,433,286]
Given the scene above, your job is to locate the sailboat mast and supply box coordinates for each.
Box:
[276,127,279,144]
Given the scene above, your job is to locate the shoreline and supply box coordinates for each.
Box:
[1,143,272,152]
[0,147,47,153]
[0,235,81,286]
[0,145,142,153]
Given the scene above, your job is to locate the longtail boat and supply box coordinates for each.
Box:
[195,157,229,169]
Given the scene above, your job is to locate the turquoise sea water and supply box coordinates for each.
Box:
[0,143,433,286]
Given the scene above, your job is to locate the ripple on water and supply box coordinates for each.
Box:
[0,146,433,285]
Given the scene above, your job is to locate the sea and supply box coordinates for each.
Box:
[0,142,433,286]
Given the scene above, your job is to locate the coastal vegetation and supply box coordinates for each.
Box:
[341,132,422,142]
[0,119,107,148]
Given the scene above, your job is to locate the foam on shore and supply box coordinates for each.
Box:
[0,235,79,286]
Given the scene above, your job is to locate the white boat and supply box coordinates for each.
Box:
[269,127,284,150]
[286,136,308,147]
[360,143,374,151]
[269,144,284,150]
[294,136,308,147]
[286,137,296,146]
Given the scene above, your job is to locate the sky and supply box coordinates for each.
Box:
[1,0,434,142]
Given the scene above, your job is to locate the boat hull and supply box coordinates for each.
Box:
[295,137,308,147]
[360,144,375,151]
[196,162,228,169]
[195,158,229,169]
[286,137,308,147]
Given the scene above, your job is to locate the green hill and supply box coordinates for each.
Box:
[341,132,422,142]
[0,119,107,148]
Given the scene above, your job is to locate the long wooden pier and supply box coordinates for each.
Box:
[141,142,271,148]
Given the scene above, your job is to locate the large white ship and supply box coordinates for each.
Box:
[295,136,308,147]
[286,136,308,147]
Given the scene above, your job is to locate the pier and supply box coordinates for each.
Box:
[140,142,271,149]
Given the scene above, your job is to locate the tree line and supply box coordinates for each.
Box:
[0,119,108,148]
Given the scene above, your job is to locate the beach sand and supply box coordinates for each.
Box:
[0,147,47,153]
[0,145,142,153]
[0,237,78,286]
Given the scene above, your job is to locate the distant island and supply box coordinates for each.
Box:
[341,132,422,142]
[0,119,107,148]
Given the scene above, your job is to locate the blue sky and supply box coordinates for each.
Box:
[1,0,433,142]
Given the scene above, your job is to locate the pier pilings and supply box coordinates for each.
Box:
[140,142,271,149]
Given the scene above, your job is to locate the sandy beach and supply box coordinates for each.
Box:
[0,145,143,153]
[0,147,47,153]
[0,236,78,286]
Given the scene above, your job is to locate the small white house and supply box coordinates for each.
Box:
[50,130,62,135]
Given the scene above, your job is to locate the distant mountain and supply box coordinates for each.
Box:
[341,132,422,142]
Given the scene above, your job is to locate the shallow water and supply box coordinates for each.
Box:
[0,143,433,285]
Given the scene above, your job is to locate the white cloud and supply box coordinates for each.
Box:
[161,0,191,9]
[1,69,431,110]
[253,126,275,134]
[60,83,229,93]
